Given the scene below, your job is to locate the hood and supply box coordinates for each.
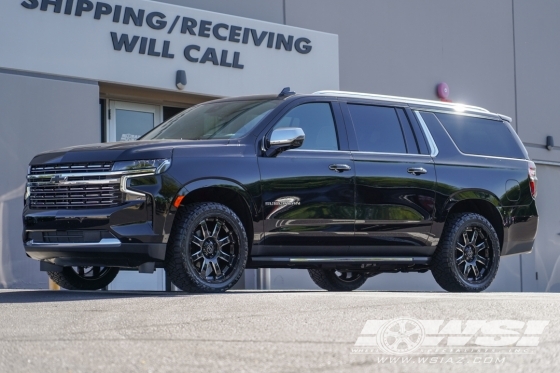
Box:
[29,139,232,165]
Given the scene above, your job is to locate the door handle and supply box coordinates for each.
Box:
[329,164,352,173]
[407,167,427,176]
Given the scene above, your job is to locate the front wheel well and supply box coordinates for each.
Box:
[176,187,254,248]
[446,199,504,250]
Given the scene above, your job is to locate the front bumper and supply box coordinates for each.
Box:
[22,199,167,268]
[24,238,166,267]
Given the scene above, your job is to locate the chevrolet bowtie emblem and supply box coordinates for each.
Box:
[50,175,67,184]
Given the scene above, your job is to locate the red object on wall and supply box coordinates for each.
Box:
[437,82,452,102]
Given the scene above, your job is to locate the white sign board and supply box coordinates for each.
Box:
[0,0,339,97]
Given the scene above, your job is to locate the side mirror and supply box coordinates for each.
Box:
[266,128,305,157]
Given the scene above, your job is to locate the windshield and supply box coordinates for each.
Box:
[141,99,281,140]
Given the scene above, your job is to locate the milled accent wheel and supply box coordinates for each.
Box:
[431,213,500,292]
[455,226,493,281]
[47,266,119,290]
[165,202,248,293]
[308,269,367,291]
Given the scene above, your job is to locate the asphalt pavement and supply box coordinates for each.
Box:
[0,290,559,373]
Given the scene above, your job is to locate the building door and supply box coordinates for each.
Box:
[107,101,161,142]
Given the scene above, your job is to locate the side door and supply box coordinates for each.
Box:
[256,99,355,257]
[341,101,437,256]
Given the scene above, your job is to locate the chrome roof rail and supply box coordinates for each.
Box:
[313,90,491,114]
[498,114,512,123]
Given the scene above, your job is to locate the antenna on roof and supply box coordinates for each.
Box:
[278,87,295,97]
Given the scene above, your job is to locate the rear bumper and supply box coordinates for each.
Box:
[24,239,166,267]
[501,202,538,256]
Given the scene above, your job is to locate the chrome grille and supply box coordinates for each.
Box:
[29,184,122,209]
[29,175,116,183]
[30,162,113,175]
[28,162,123,209]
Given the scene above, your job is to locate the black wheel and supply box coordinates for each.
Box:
[431,213,500,292]
[308,269,368,291]
[165,202,248,293]
[47,266,119,290]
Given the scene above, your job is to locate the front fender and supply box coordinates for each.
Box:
[161,178,258,243]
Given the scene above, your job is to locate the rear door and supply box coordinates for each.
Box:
[257,99,355,257]
[341,101,437,256]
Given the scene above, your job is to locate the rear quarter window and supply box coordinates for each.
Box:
[433,112,525,159]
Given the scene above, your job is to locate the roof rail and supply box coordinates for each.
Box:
[313,90,490,114]
[498,114,512,123]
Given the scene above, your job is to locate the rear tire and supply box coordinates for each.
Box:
[47,266,119,290]
[165,202,248,293]
[431,213,500,292]
[308,269,367,291]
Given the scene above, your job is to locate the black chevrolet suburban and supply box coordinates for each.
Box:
[23,89,538,293]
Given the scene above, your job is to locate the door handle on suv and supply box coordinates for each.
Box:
[407,167,427,176]
[329,164,352,173]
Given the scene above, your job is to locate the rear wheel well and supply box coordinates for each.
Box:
[177,187,254,249]
[447,199,504,249]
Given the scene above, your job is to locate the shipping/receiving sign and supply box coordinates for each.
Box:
[0,0,339,96]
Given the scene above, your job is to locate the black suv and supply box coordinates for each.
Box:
[23,89,538,293]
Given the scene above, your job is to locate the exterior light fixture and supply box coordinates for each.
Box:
[546,136,554,151]
[176,70,186,90]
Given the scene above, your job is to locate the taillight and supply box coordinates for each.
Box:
[528,161,537,199]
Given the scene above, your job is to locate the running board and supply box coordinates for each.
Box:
[250,256,431,265]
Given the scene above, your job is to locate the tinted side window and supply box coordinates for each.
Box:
[348,104,407,153]
[434,112,525,159]
[273,103,338,150]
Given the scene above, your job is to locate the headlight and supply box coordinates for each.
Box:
[112,159,171,174]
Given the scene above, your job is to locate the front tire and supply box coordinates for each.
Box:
[308,269,367,291]
[47,266,119,290]
[431,213,500,292]
[165,202,248,293]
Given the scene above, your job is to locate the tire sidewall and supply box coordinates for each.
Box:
[49,267,119,290]
[447,216,500,291]
[179,206,248,291]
